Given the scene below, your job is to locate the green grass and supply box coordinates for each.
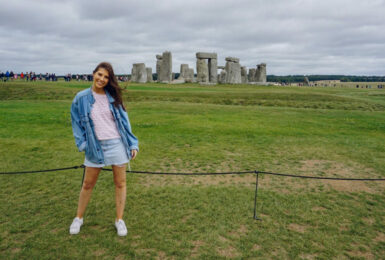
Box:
[0,81,384,259]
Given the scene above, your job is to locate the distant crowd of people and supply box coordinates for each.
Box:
[64,74,129,82]
[0,71,129,82]
[0,71,58,81]
[356,84,384,89]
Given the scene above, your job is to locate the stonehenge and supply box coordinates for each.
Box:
[248,64,267,83]
[218,70,227,84]
[196,58,208,82]
[156,55,162,82]
[224,57,241,84]
[196,52,217,83]
[178,64,194,83]
[241,66,248,84]
[146,67,153,82]
[130,64,154,83]
[156,51,172,83]
[248,68,256,82]
[131,50,267,85]
[255,63,267,83]
[131,63,147,83]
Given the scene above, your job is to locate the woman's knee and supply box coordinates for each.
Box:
[82,180,96,190]
[114,179,126,189]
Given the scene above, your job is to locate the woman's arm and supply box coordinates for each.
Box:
[70,99,87,152]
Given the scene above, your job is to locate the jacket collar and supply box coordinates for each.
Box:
[88,86,115,104]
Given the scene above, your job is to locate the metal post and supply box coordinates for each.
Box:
[253,171,261,220]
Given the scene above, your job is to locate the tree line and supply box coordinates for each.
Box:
[267,75,385,83]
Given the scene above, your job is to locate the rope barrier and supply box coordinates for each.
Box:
[0,165,83,175]
[102,168,255,175]
[1,165,384,181]
[1,164,384,221]
[255,170,385,181]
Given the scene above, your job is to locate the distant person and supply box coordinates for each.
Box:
[69,62,139,237]
[9,71,14,80]
[0,71,4,81]
[5,70,10,81]
[20,72,24,80]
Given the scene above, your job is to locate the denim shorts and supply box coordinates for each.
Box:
[84,138,129,168]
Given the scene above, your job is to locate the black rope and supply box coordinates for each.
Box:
[101,168,255,175]
[1,165,384,181]
[0,165,83,175]
[101,168,385,181]
[256,170,385,181]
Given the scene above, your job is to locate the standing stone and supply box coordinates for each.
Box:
[196,59,209,83]
[208,58,218,83]
[179,64,189,79]
[255,63,266,83]
[178,64,194,83]
[188,68,194,83]
[131,63,147,83]
[156,54,163,82]
[248,68,256,82]
[241,66,248,84]
[146,67,153,82]
[131,65,137,82]
[196,52,218,84]
[304,76,310,86]
[159,51,172,83]
[224,57,241,84]
[218,69,227,84]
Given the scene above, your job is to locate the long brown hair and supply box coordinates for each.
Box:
[93,62,125,109]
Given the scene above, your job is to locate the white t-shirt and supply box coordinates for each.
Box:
[91,91,121,140]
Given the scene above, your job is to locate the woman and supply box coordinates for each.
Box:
[70,62,138,236]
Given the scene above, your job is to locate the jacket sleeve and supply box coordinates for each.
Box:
[71,98,86,152]
[119,107,139,151]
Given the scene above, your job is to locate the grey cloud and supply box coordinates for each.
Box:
[1,0,385,75]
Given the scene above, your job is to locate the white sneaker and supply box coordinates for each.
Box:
[115,219,127,236]
[69,217,83,235]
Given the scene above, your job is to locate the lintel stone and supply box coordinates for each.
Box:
[196,52,217,59]
[225,57,240,63]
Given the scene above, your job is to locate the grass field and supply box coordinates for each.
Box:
[0,81,384,259]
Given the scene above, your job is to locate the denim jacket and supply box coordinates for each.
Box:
[71,87,139,164]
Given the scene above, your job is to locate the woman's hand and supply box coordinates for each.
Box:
[131,149,138,160]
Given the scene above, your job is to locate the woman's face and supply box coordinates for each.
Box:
[93,68,109,90]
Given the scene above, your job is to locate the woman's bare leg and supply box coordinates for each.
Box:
[76,167,101,218]
[112,164,127,220]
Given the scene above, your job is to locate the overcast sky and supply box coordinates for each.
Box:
[1,0,384,76]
